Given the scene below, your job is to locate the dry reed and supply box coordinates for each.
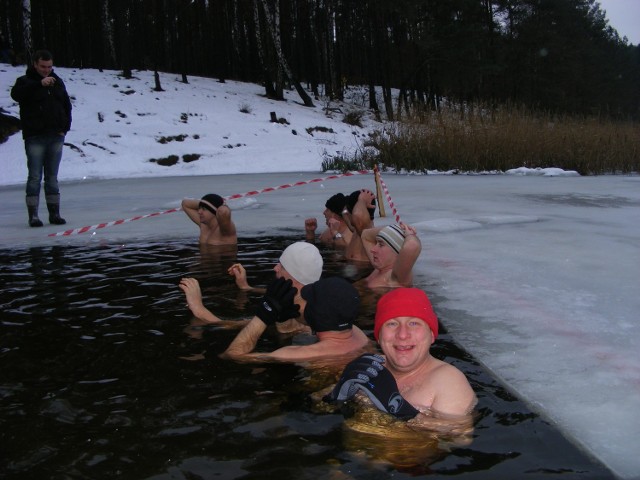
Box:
[330,104,639,175]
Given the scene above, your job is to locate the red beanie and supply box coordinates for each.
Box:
[374,288,438,341]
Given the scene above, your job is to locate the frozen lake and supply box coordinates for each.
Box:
[1,172,638,479]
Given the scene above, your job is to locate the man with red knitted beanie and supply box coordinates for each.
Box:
[325,288,476,427]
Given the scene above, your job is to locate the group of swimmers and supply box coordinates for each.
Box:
[179,190,477,439]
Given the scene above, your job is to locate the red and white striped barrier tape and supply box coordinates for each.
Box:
[47,207,183,237]
[48,170,373,237]
[375,167,402,224]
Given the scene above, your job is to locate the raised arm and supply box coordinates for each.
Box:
[181,198,201,225]
[221,278,300,362]
[305,217,318,242]
[351,189,375,235]
[361,225,382,264]
[215,204,237,237]
[327,217,350,248]
[391,224,422,287]
[179,277,223,323]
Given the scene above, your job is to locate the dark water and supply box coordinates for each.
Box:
[0,237,613,479]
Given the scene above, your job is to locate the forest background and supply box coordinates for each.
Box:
[2,0,639,174]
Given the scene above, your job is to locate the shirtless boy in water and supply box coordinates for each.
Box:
[360,222,422,288]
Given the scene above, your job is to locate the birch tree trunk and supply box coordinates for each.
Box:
[118,5,132,78]
[101,0,117,68]
[253,0,277,98]
[21,0,32,63]
[259,0,314,107]
[324,0,340,100]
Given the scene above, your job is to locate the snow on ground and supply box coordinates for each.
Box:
[1,65,378,186]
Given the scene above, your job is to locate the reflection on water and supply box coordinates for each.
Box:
[343,408,445,473]
[0,238,613,479]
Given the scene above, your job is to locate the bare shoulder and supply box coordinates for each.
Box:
[423,360,477,416]
[429,359,470,385]
[365,268,391,288]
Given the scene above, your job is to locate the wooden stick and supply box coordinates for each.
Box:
[374,164,386,218]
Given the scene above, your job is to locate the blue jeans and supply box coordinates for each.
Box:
[25,134,65,198]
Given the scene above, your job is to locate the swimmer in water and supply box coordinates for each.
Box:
[221,276,372,364]
[359,222,422,289]
[324,288,476,435]
[181,193,237,246]
[342,189,377,263]
[305,193,352,249]
[180,241,322,333]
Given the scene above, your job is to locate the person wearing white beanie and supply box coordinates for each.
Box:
[179,243,372,363]
[225,241,322,292]
[276,242,323,286]
[179,242,322,327]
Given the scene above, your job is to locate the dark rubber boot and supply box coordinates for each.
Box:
[28,206,44,227]
[47,203,67,225]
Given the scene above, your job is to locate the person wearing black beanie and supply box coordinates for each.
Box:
[305,192,352,248]
[343,189,377,263]
[346,189,376,220]
[325,192,346,216]
[181,192,237,246]
[220,276,372,364]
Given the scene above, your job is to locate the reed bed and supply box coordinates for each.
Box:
[326,104,639,175]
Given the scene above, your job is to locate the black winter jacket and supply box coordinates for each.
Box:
[10,67,72,139]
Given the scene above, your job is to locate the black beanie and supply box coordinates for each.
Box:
[301,277,360,332]
[200,193,224,215]
[346,190,376,220]
[325,193,346,216]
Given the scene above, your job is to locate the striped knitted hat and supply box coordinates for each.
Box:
[376,224,406,253]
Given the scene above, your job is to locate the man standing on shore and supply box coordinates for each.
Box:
[11,50,72,227]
